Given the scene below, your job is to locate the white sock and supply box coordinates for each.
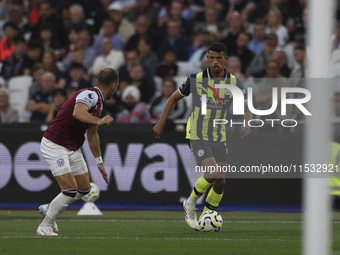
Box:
[40,192,74,227]
[69,192,86,204]
[186,197,196,207]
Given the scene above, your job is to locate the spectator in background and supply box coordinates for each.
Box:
[248,33,278,78]
[38,24,63,60]
[118,48,154,88]
[194,0,225,22]
[290,45,307,87]
[196,7,224,41]
[157,0,192,39]
[58,62,91,92]
[0,22,19,62]
[158,0,191,28]
[248,0,288,26]
[124,62,155,103]
[228,32,254,74]
[156,47,178,79]
[28,0,41,26]
[62,29,97,70]
[0,88,19,123]
[42,49,61,81]
[271,48,291,77]
[31,0,66,46]
[100,94,122,119]
[137,35,158,74]
[26,71,56,123]
[266,8,288,47]
[116,85,151,123]
[186,31,216,75]
[248,21,266,55]
[157,18,191,61]
[93,18,125,54]
[255,58,291,121]
[62,28,78,60]
[8,8,31,41]
[0,0,14,21]
[226,56,243,77]
[108,1,135,43]
[221,11,243,55]
[1,35,25,80]
[23,40,43,76]
[126,0,160,32]
[65,4,93,34]
[292,7,307,46]
[150,78,186,120]
[45,88,67,123]
[92,37,125,76]
[126,15,157,50]
[28,63,45,99]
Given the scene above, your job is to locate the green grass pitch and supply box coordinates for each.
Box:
[1,210,340,255]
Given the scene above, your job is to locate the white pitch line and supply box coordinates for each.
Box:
[0,236,299,242]
[12,218,340,224]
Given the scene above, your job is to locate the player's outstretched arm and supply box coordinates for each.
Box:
[87,124,110,184]
[73,103,113,125]
[153,90,183,139]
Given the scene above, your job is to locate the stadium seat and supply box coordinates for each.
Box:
[8,76,33,122]
[177,61,188,76]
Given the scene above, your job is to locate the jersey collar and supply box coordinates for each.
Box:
[207,68,229,83]
[94,87,105,102]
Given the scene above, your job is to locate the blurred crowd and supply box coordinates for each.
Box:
[0,0,339,127]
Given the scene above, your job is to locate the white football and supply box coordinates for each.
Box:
[81,182,100,203]
[197,210,223,232]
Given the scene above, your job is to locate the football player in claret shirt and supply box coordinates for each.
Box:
[153,42,252,229]
[36,68,119,236]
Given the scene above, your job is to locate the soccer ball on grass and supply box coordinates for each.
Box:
[197,210,223,232]
[81,182,100,203]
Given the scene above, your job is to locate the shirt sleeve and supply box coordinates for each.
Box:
[178,74,194,97]
[236,77,247,102]
[75,90,99,109]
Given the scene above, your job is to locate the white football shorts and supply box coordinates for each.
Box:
[40,137,88,177]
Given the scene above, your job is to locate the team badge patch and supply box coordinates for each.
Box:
[88,93,94,99]
[198,149,204,157]
[57,158,65,167]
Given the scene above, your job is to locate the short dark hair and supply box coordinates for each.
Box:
[164,46,176,56]
[70,62,84,71]
[28,39,43,51]
[163,77,177,89]
[3,22,18,31]
[97,68,119,87]
[52,88,67,98]
[138,35,152,47]
[208,42,228,56]
[12,35,25,44]
[294,45,306,52]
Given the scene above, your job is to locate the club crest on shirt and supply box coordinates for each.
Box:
[198,149,204,157]
[57,158,65,167]
[88,93,94,99]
